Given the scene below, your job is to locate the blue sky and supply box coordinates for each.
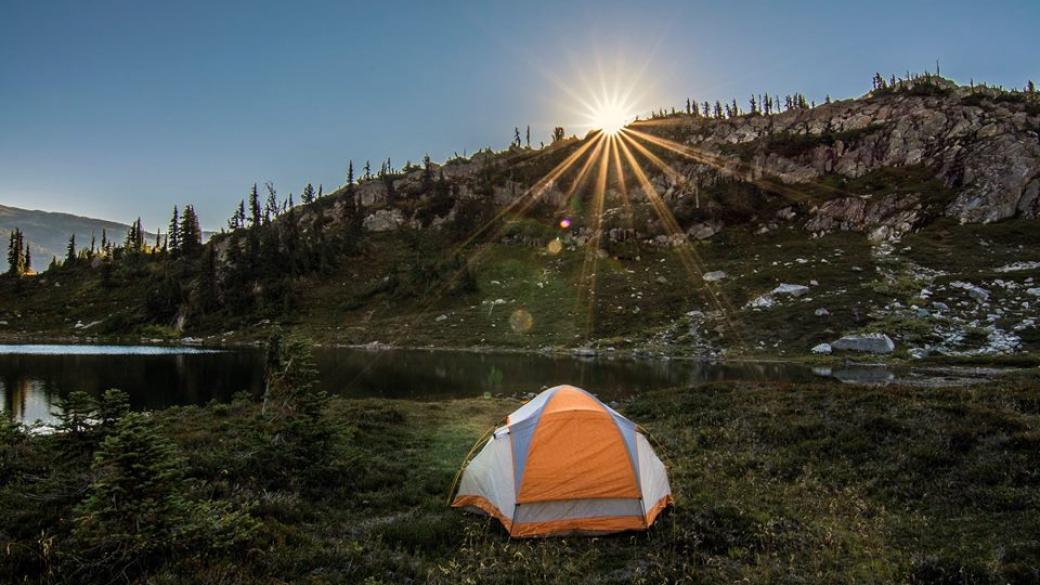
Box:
[2,0,1037,230]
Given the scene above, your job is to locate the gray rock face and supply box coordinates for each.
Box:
[831,333,896,354]
[356,181,389,208]
[363,208,405,232]
[647,81,1040,225]
[805,193,923,241]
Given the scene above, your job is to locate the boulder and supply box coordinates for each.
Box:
[702,270,727,282]
[687,220,723,240]
[772,283,811,297]
[831,333,895,354]
[811,343,832,355]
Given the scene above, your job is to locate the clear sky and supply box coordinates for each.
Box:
[2,0,1037,230]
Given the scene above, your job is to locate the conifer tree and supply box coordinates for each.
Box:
[526,125,531,147]
[552,127,565,143]
[7,228,24,276]
[66,233,76,265]
[179,205,203,257]
[264,183,279,223]
[249,184,262,228]
[168,206,181,254]
[301,183,315,204]
[23,244,30,273]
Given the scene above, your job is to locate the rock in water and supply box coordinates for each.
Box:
[772,283,811,297]
[811,343,832,355]
[831,333,895,354]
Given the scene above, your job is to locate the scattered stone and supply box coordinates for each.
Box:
[746,295,775,310]
[1027,288,1040,297]
[814,308,830,316]
[908,347,929,359]
[995,261,1040,273]
[952,281,991,302]
[811,343,832,355]
[702,271,727,282]
[772,283,811,297]
[831,333,896,354]
[655,276,669,285]
[435,314,448,322]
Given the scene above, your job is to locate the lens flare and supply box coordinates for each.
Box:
[509,308,534,333]
[546,239,563,255]
[559,217,572,229]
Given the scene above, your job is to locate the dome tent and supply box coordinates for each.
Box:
[450,384,672,537]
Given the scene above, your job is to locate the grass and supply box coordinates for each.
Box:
[4,375,1038,583]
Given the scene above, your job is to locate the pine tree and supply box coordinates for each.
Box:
[66,233,76,265]
[552,127,565,143]
[168,206,181,255]
[301,183,315,204]
[264,183,279,223]
[101,229,108,254]
[23,244,30,273]
[259,333,336,491]
[6,229,23,276]
[180,205,203,257]
[526,125,531,147]
[249,183,262,228]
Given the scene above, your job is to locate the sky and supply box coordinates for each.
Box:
[2,0,1038,230]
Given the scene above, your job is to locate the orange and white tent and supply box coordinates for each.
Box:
[451,384,672,537]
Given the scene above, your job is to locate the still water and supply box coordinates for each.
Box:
[0,344,839,425]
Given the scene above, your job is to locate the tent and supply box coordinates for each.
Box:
[450,384,672,537]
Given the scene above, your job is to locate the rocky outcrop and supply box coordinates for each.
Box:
[643,79,1040,225]
[805,193,924,241]
[363,208,405,232]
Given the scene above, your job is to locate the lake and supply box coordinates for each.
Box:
[0,344,901,426]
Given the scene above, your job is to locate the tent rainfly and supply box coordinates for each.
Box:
[450,384,672,537]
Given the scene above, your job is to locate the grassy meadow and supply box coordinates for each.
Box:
[3,370,1038,583]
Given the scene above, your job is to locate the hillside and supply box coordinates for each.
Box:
[0,205,148,272]
[2,75,1038,362]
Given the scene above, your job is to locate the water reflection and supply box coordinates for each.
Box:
[1,344,849,426]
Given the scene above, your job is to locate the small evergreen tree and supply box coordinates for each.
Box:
[248,183,262,228]
[168,206,181,254]
[65,233,76,266]
[301,183,316,204]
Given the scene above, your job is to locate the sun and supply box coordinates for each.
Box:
[589,99,632,135]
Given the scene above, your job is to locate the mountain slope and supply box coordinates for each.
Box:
[0,205,145,271]
[1,75,1038,361]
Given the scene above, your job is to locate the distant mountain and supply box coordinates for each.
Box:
[0,205,152,272]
